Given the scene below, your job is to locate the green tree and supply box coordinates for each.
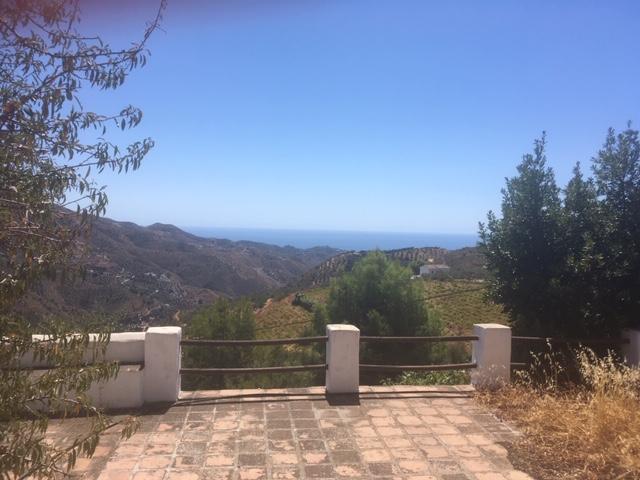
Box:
[326,251,439,336]
[325,251,443,370]
[0,0,164,477]
[480,126,640,337]
[0,0,163,304]
[559,163,602,334]
[479,135,565,335]
[591,126,640,332]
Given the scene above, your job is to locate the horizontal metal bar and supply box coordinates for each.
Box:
[510,362,528,368]
[180,364,327,375]
[512,336,629,345]
[180,336,327,347]
[360,335,479,343]
[359,362,477,372]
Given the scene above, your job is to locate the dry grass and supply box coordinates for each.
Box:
[478,349,640,479]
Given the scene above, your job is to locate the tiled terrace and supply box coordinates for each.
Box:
[59,386,533,480]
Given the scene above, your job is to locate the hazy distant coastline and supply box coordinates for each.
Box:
[182,227,478,251]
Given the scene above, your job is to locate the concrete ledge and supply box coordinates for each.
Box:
[20,332,146,368]
[19,328,181,409]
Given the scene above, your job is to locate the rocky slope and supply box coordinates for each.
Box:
[15,216,339,328]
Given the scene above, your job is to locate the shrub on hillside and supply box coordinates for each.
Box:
[292,292,315,312]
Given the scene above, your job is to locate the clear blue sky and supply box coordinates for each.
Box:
[81,0,640,234]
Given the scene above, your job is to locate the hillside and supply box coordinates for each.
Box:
[423,279,508,334]
[254,288,330,339]
[255,279,507,338]
[15,217,340,328]
[296,246,487,288]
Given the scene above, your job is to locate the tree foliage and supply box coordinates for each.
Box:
[0,320,138,479]
[480,126,640,337]
[0,0,164,477]
[326,251,439,336]
[0,0,163,307]
[324,251,446,373]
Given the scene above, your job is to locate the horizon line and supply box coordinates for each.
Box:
[178,225,479,237]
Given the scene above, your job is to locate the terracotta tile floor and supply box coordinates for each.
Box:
[55,386,534,480]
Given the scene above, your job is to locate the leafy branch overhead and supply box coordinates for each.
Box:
[0,0,166,307]
[0,1,165,478]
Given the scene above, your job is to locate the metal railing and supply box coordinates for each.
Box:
[180,365,327,375]
[359,334,478,373]
[179,336,327,376]
[180,334,480,376]
[361,335,478,343]
[180,336,327,347]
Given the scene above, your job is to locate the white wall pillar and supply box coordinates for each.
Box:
[143,326,182,403]
[622,328,640,367]
[471,323,511,389]
[326,324,360,394]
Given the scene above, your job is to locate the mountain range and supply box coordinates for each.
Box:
[15,216,339,328]
[15,216,485,329]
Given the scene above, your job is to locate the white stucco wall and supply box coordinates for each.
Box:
[20,332,146,368]
[21,328,180,410]
[87,365,144,409]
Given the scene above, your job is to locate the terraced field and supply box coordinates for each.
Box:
[254,280,508,338]
[423,279,509,335]
[253,288,329,339]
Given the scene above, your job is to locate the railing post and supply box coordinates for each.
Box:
[471,323,511,389]
[143,326,182,403]
[326,324,360,394]
[622,328,640,367]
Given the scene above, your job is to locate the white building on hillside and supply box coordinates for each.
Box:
[419,264,450,277]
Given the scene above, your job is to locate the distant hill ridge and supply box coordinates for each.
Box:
[16,216,340,327]
[297,246,486,287]
[16,216,485,327]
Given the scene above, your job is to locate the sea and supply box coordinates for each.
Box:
[182,227,478,251]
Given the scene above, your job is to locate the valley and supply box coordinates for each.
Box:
[14,215,492,332]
